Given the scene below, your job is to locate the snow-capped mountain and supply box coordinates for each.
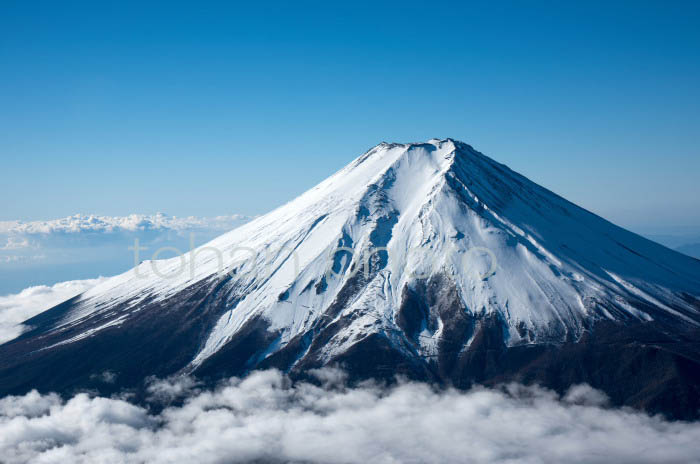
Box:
[2,139,700,418]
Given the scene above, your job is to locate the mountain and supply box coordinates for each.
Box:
[678,243,700,260]
[2,139,700,418]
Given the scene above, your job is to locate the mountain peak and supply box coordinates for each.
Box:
[372,137,459,151]
[362,138,490,181]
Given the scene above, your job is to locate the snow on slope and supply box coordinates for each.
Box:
[36,139,700,366]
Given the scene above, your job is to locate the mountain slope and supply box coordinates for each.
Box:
[2,139,700,418]
[678,243,700,259]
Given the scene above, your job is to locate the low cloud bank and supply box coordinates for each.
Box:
[1,369,700,464]
[0,277,108,344]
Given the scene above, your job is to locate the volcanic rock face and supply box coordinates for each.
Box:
[2,139,700,418]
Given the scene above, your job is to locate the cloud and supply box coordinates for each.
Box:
[145,375,202,404]
[0,255,46,263]
[0,277,108,344]
[0,213,255,295]
[90,371,118,385]
[1,237,32,250]
[0,213,254,235]
[1,370,700,464]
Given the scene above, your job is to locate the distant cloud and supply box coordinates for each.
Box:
[0,213,254,235]
[0,255,45,263]
[0,214,254,295]
[1,237,32,250]
[1,369,700,463]
[0,277,108,344]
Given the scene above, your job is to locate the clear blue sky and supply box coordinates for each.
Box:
[2,1,699,233]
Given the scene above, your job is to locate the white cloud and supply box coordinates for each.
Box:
[0,277,108,344]
[0,213,255,297]
[90,371,118,385]
[1,370,699,464]
[0,213,254,235]
[145,375,202,404]
[0,255,46,263]
[1,237,32,250]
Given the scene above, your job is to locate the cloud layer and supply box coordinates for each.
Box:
[1,369,699,464]
[0,213,253,236]
[0,277,108,344]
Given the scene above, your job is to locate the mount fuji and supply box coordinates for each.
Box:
[2,139,700,418]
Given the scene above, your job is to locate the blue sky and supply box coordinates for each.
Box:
[2,1,699,233]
